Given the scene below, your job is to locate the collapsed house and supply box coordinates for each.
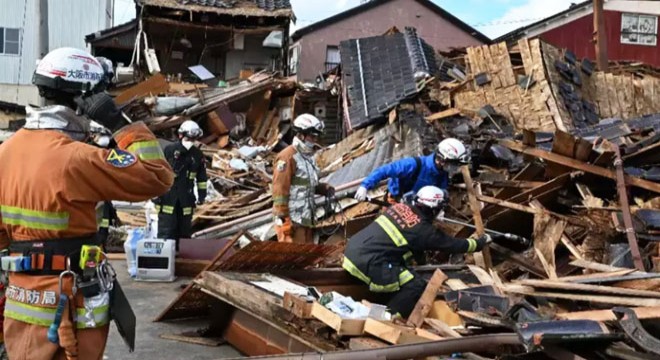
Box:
[101,26,660,359]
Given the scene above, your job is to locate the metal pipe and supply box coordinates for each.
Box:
[440,217,530,246]
[222,333,521,360]
[193,178,366,238]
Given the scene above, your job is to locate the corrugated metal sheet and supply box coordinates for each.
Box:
[323,122,424,187]
[0,0,111,86]
[218,242,339,271]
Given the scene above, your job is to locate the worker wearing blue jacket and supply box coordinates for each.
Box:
[355,138,470,203]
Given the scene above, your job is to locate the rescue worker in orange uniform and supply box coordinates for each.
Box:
[0,47,173,360]
[272,114,334,243]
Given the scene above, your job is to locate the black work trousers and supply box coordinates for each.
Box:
[385,276,427,318]
[157,201,193,250]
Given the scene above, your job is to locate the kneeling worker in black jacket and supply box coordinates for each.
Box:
[342,186,489,318]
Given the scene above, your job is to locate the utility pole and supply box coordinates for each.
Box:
[593,0,608,71]
[37,0,49,58]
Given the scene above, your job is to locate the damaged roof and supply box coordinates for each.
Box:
[138,0,294,18]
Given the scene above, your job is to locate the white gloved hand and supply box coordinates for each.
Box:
[354,186,368,201]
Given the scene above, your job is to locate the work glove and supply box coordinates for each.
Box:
[74,92,128,132]
[274,217,293,243]
[354,186,368,201]
[475,234,492,251]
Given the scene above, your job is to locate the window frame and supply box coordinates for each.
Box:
[620,13,658,47]
[0,27,21,56]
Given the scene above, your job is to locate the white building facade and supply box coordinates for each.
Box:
[0,0,112,105]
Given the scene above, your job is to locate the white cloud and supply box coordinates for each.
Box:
[482,0,579,38]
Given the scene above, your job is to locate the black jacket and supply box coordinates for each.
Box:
[345,202,481,275]
[157,142,207,208]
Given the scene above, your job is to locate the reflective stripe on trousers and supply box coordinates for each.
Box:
[342,257,415,293]
[4,299,109,329]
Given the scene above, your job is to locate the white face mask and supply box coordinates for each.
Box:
[182,139,194,150]
[293,136,315,155]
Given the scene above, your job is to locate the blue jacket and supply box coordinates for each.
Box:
[361,154,449,197]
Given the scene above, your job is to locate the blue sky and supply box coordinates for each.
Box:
[114,0,579,38]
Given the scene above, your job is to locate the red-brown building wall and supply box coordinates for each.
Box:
[293,0,485,82]
[540,10,660,67]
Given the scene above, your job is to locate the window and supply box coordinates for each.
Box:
[621,13,657,46]
[325,46,340,72]
[288,44,300,75]
[0,27,20,55]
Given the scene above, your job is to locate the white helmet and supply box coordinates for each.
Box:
[415,186,448,209]
[436,138,470,164]
[178,120,204,139]
[293,114,324,136]
[33,47,105,93]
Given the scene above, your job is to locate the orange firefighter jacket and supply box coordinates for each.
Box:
[0,122,173,328]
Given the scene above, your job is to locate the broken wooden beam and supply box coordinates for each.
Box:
[363,318,428,345]
[462,166,492,269]
[501,140,660,193]
[407,269,448,328]
[515,279,660,298]
[503,284,660,307]
[556,307,660,322]
[612,145,644,271]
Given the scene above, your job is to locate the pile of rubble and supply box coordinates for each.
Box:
[9,23,645,358]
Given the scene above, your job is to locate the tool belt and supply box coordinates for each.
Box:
[4,236,100,276]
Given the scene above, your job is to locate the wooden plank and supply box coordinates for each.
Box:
[503,285,660,307]
[556,306,660,322]
[558,269,635,282]
[310,302,365,336]
[364,318,429,345]
[349,337,388,350]
[462,166,491,269]
[424,318,462,338]
[282,292,313,319]
[416,328,444,341]
[516,279,660,298]
[407,269,448,328]
[570,259,629,273]
[425,108,460,122]
[501,140,660,193]
[445,279,469,291]
[116,73,168,105]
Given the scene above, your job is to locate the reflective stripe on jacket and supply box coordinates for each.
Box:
[343,202,479,292]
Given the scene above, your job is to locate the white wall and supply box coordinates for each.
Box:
[225,34,280,79]
[0,0,111,104]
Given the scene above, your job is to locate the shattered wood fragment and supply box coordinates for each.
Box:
[407,269,448,328]
[427,301,463,327]
[425,108,461,122]
[310,302,365,336]
[558,269,636,282]
[283,292,313,319]
[531,203,567,279]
